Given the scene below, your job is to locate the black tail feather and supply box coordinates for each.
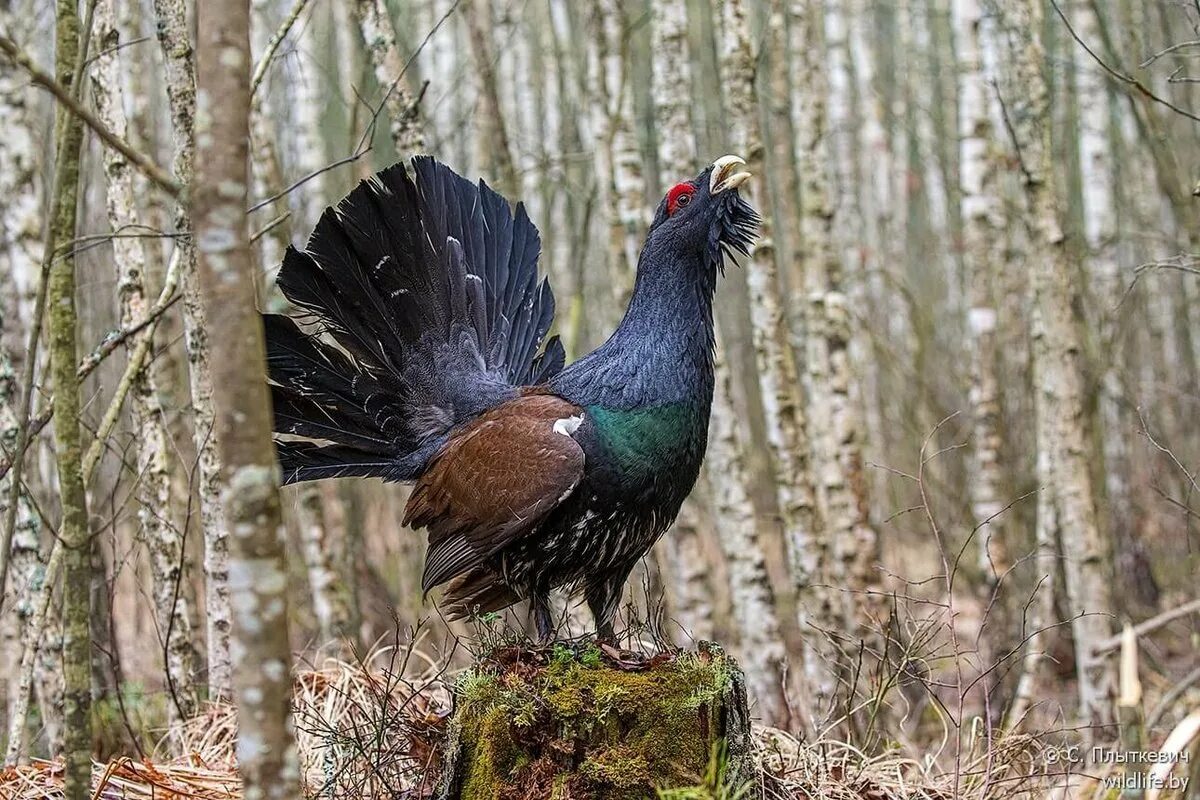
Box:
[275,441,396,484]
[266,157,562,483]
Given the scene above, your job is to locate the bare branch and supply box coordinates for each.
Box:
[1049,0,1200,124]
[1090,598,1200,657]
[0,29,182,196]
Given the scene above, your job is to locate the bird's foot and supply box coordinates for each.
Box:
[597,642,664,671]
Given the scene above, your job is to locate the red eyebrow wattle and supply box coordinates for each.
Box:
[666,182,694,215]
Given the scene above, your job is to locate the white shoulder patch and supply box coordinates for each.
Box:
[552,414,584,436]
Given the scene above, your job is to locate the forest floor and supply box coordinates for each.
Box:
[0,636,1085,800]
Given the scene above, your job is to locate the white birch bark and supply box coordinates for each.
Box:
[791,0,878,641]
[1003,0,1117,735]
[152,0,234,702]
[1073,2,1133,586]
[249,0,293,270]
[1006,445,1058,730]
[721,0,825,709]
[0,0,44,723]
[462,0,517,196]
[846,0,893,503]
[0,5,42,333]
[353,0,424,157]
[954,0,1008,577]
[289,1,329,233]
[93,0,199,724]
[194,0,302,792]
[295,484,354,643]
[650,0,692,190]
[707,348,790,726]
[588,0,648,318]
[0,303,41,736]
[648,0,719,646]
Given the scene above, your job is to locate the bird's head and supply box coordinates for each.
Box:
[645,154,760,278]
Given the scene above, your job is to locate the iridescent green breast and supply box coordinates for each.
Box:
[585,403,702,478]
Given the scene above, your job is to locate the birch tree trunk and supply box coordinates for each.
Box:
[93,0,199,726]
[847,0,893,504]
[461,0,517,196]
[588,0,647,316]
[1006,447,1058,731]
[1073,1,1143,608]
[353,0,424,157]
[707,348,790,726]
[49,0,91,791]
[719,0,825,718]
[296,484,355,644]
[194,0,302,794]
[0,0,41,339]
[0,0,44,724]
[1003,0,1117,736]
[647,0,719,644]
[954,0,1008,581]
[791,0,878,645]
[153,0,234,702]
[249,0,294,271]
[643,0,784,726]
[0,304,39,723]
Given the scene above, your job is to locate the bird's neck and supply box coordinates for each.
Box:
[555,251,717,410]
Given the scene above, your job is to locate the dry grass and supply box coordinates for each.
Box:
[755,726,1053,799]
[0,640,1067,800]
[0,640,452,799]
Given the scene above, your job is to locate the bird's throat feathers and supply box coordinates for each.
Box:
[552,244,717,409]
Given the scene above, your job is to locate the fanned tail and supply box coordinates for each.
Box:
[266,157,564,484]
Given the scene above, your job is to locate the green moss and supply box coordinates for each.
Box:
[451,646,743,799]
[581,745,651,795]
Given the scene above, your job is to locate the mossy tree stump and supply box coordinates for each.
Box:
[435,642,755,799]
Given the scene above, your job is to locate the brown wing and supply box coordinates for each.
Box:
[403,393,585,593]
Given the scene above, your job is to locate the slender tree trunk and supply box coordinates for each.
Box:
[719,0,824,719]
[49,0,91,791]
[847,0,892,507]
[791,0,878,646]
[249,0,294,271]
[954,0,1008,582]
[152,0,234,703]
[707,347,790,726]
[353,0,424,157]
[0,304,40,727]
[647,0,721,649]
[1006,446,1058,731]
[663,498,716,642]
[0,0,44,728]
[1003,0,1117,737]
[288,1,330,233]
[296,484,355,643]
[194,0,302,794]
[461,0,517,196]
[588,0,647,317]
[1074,1,1146,610]
[0,0,42,344]
[93,0,199,726]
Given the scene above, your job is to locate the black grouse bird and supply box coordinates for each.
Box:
[265,155,757,641]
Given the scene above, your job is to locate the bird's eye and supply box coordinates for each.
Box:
[667,182,694,216]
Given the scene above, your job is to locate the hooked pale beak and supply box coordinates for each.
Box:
[710,154,751,194]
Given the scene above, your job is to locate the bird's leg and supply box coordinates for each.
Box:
[585,578,622,647]
[532,592,555,644]
[595,619,617,646]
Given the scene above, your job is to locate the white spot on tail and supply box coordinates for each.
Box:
[553,415,583,436]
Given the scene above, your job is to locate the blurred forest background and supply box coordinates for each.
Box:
[1,0,1199,793]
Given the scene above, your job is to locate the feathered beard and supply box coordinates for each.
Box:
[708,191,761,275]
